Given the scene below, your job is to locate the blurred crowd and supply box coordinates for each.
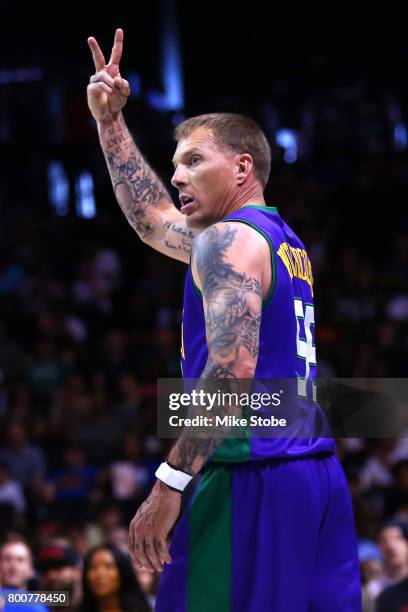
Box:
[0,536,154,610]
[0,92,407,608]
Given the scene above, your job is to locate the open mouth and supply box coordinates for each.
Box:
[180,196,195,213]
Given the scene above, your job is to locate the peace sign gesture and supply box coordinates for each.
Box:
[87,28,130,123]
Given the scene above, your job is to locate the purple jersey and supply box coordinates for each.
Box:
[180,204,335,460]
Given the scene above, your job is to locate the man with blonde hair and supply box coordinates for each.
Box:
[87,28,361,611]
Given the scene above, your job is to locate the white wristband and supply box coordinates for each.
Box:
[155,462,194,492]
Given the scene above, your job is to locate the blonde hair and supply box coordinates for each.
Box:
[174,113,271,188]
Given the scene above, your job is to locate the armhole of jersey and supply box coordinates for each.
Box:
[191,272,203,299]
[190,219,277,307]
[189,248,204,299]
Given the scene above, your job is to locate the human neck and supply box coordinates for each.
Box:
[98,594,122,611]
[224,184,266,218]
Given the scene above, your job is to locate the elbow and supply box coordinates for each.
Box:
[206,356,257,379]
[234,364,257,379]
[231,353,257,379]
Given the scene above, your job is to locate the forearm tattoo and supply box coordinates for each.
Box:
[170,224,262,473]
[99,115,199,259]
[99,113,169,240]
[162,220,196,257]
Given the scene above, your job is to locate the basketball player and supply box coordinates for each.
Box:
[87,28,361,611]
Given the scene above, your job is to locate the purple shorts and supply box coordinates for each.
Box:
[156,453,361,611]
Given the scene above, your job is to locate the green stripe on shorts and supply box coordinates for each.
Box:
[188,465,232,611]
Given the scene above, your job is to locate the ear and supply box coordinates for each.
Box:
[236,154,253,185]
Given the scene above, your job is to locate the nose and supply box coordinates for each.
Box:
[171,165,187,189]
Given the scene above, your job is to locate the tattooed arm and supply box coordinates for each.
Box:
[97,112,199,263]
[129,222,269,572]
[87,29,198,263]
[167,222,269,474]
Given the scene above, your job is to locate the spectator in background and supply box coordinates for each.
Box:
[93,248,122,294]
[44,443,98,520]
[49,374,93,442]
[0,537,48,612]
[84,502,125,550]
[360,540,383,612]
[105,526,129,554]
[74,394,124,467]
[359,439,396,492]
[0,421,46,492]
[0,538,34,591]
[36,541,82,611]
[110,435,155,500]
[115,373,143,430]
[24,339,69,399]
[135,569,159,611]
[366,521,408,601]
[76,544,150,612]
[98,330,132,397]
[0,463,25,531]
[386,459,408,521]
[376,576,408,612]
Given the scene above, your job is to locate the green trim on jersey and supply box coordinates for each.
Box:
[239,204,278,213]
[191,275,203,299]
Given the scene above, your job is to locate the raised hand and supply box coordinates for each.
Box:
[87,28,130,123]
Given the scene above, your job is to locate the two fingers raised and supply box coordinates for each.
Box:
[88,28,123,71]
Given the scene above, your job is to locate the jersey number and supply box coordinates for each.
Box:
[294,298,316,401]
